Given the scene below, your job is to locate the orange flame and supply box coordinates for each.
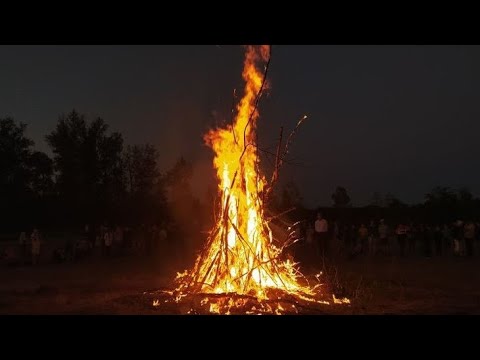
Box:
[174,45,317,305]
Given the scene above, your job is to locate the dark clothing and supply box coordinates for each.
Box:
[434,230,442,256]
[465,238,474,257]
[397,235,407,257]
[424,229,433,257]
[315,232,328,258]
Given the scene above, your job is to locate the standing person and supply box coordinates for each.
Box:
[396,223,408,257]
[463,221,475,257]
[358,223,369,255]
[408,223,418,256]
[346,224,356,255]
[65,235,74,262]
[113,225,124,256]
[31,228,41,265]
[378,219,389,255]
[85,224,95,255]
[368,220,377,256]
[452,220,463,256]
[424,225,433,258]
[123,226,132,253]
[314,212,329,259]
[18,231,27,265]
[434,225,443,256]
[442,224,452,256]
[104,229,113,257]
[94,232,103,256]
[476,221,480,256]
[100,223,108,256]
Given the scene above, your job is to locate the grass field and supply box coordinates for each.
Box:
[1,249,479,314]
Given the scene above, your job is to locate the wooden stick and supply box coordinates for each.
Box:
[268,126,283,193]
[280,115,307,169]
[265,206,296,223]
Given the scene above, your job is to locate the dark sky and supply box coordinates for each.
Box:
[1,45,480,207]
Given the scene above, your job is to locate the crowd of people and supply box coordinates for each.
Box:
[299,213,480,261]
[4,222,176,266]
[4,213,480,268]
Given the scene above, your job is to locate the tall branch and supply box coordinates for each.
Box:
[243,45,272,150]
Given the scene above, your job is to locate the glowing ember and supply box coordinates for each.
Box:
[333,295,351,304]
[156,45,349,314]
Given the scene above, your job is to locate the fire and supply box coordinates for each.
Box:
[174,45,319,309]
[148,45,354,314]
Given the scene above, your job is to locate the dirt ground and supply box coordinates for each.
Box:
[1,251,479,315]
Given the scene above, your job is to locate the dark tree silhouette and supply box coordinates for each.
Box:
[8,109,480,232]
[385,193,406,208]
[123,144,167,224]
[1,118,34,195]
[46,110,124,223]
[124,144,159,196]
[424,186,457,207]
[424,186,459,223]
[27,151,54,197]
[458,187,473,203]
[369,191,383,207]
[331,186,351,207]
[1,118,53,229]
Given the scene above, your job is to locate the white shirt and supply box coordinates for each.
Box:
[315,219,328,233]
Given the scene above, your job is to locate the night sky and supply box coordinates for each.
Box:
[1,45,480,207]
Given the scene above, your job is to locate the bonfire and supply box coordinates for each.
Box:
[153,45,349,314]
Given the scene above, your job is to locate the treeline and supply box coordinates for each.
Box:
[3,110,480,232]
[276,182,480,225]
[1,110,205,232]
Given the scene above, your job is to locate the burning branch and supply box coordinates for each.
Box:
[265,115,308,204]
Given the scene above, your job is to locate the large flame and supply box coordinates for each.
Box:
[176,45,316,302]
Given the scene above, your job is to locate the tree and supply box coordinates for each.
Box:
[165,156,198,236]
[93,119,124,207]
[331,186,351,207]
[123,144,167,224]
[1,118,53,229]
[45,110,124,222]
[424,186,457,207]
[0,117,34,195]
[457,187,475,219]
[385,193,406,208]
[165,156,194,207]
[458,187,473,203]
[424,186,458,223]
[26,151,54,197]
[1,118,53,197]
[124,144,159,196]
[369,191,384,207]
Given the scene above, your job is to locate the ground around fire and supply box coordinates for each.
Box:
[1,250,479,314]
